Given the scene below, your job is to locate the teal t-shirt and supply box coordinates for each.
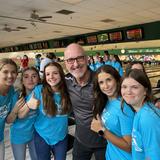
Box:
[95,61,104,70]
[10,91,38,144]
[0,86,15,142]
[104,60,112,66]
[101,97,134,160]
[89,63,96,71]
[111,61,123,76]
[34,85,68,145]
[132,102,160,160]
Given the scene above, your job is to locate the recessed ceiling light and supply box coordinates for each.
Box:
[53,31,62,33]
[101,19,115,23]
[56,9,75,15]
[26,37,33,39]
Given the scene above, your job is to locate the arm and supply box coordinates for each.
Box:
[140,110,160,160]
[103,128,131,152]
[17,103,30,119]
[18,92,39,119]
[6,97,25,123]
[91,115,131,152]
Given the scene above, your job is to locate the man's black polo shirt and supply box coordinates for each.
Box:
[65,71,106,148]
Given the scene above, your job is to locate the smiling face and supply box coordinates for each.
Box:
[98,72,118,99]
[121,77,146,110]
[0,64,17,87]
[64,43,88,81]
[45,65,61,91]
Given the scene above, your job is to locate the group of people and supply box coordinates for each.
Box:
[0,43,160,160]
[88,51,123,77]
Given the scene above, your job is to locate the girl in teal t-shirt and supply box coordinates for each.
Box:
[91,65,134,160]
[121,69,160,160]
[33,62,71,160]
[7,67,40,160]
[0,58,18,160]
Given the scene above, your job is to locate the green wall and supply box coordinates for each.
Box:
[54,47,160,57]
[1,21,160,53]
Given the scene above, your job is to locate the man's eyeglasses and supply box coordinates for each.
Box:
[65,56,86,64]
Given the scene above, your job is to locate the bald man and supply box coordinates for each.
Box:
[64,43,106,160]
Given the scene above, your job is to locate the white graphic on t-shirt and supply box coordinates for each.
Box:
[0,104,10,119]
[132,129,143,152]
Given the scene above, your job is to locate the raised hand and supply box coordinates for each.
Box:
[13,97,25,113]
[91,114,103,133]
[27,92,40,110]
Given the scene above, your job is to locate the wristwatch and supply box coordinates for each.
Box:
[98,127,105,136]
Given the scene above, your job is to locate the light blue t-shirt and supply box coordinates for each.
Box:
[34,85,68,145]
[101,97,134,160]
[0,86,15,142]
[111,61,123,77]
[132,102,160,160]
[10,91,38,144]
[95,61,104,70]
[104,60,112,66]
[89,63,96,71]
[35,57,41,69]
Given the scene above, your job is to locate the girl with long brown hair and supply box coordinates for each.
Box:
[33,62,71,160]
[7,67,40,160]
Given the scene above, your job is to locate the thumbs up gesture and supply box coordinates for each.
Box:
[27,92,40,110]
[91,114,103,133]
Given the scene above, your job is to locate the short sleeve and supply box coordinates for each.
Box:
[140,110,160,160]
[10,91,19,110]
[119,104,134,136]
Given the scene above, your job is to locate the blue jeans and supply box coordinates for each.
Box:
[0,141,4,160]
[34,131,68,160]
[11,139,37,160]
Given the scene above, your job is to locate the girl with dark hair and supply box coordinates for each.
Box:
[130,61,145,72]
[95,56,105,70]
[33,62,71,160]
[0,58,18,160]
[125,62,160,108]
[35,54,41,71]
[91,65,134,160]
[88,56,96,71]
[121,69,160,160]
[125,61,146,75]
[7,67,40,160]
[103,51,111,66]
